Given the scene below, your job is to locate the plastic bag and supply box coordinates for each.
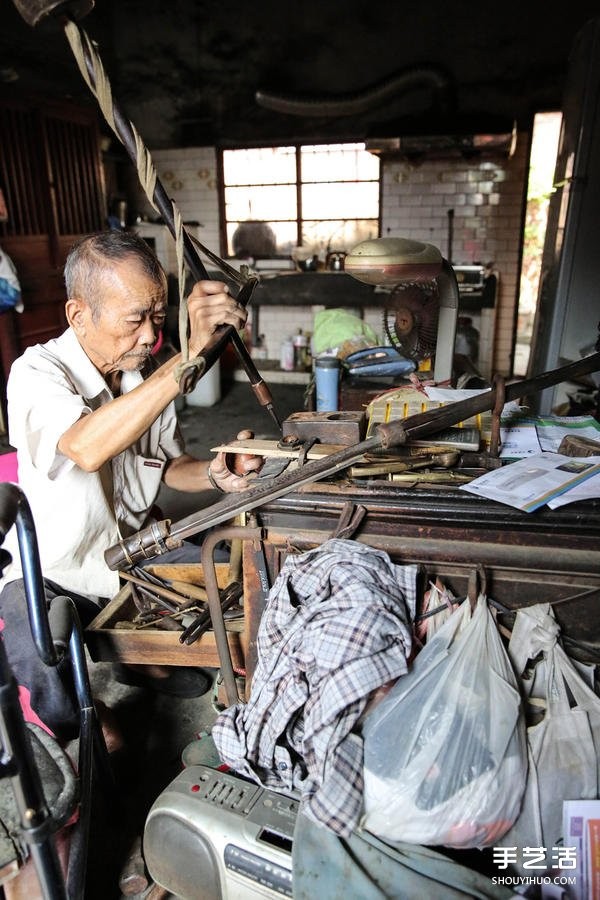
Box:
[501,604,600,865]
[0,247,22,313]
[361,596,527,849]
[312,308,377,357]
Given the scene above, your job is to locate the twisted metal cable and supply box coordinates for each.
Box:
[64,20,196,374]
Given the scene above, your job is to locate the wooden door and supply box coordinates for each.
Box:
[0,95,106,380]
[0,95,106,430]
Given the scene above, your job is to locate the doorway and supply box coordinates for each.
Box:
[514,112,562,376]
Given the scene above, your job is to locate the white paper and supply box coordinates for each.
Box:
[499,423,542,459]
[547,469,600,508]
[424,386,522,417]
[533,415,600,452]
[498,414,600,459]
[460,452,600,512]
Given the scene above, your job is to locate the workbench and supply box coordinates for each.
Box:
[241,481,600,685]
[86,471,600,699]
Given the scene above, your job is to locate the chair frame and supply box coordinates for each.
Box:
[0,482,112,899]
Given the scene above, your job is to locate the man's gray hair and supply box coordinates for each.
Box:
[64,231,167,321]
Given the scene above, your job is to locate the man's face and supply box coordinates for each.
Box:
[72,259,167,377]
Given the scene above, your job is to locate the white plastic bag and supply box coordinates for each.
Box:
[361,596,527,849]
[502,604,599,863]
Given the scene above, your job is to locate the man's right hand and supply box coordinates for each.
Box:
[187,280,248,356]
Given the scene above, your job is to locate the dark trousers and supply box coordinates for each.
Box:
[0,578,102,741]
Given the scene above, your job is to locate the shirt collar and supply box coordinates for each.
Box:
[55,327,143,400]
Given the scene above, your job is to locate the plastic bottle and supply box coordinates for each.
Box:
[293,330,308,371]
[280,337,295,371]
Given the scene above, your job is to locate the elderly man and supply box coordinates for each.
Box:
[0,230,260,739]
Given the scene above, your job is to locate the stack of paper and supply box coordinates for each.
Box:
[460,452,600,512]
[499,415,600,460]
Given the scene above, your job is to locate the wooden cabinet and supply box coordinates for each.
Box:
[0,94,106,397]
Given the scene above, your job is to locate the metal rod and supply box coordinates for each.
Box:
[68,20,281,424]
[118,569,195,608]
[104,350,600,571]
[200,526,263,706]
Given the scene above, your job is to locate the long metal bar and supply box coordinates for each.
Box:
[104,351,600,571]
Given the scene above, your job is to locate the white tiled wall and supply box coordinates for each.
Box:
[141,140,528,378]
[136,146,221,268]
[380,136,529,376]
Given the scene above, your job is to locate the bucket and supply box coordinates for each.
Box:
[185,360,221,407]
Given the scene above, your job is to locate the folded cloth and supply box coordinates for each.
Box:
[113,665,213,699]
[213,539,418,836]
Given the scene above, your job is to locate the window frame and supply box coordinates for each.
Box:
[217,143,381,259]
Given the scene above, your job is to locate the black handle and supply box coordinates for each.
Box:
[0,482,21,543]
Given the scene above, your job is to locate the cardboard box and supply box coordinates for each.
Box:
[86,563,245,670]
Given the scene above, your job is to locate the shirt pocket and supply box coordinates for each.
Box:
[120,454,167,517]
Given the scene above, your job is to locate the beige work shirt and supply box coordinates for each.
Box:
[2,327,184,600]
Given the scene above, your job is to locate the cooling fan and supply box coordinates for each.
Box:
[345,238,459,383]
[383,282,441,365]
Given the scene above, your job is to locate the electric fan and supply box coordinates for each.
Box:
[345,238,460,383]
[383,282,440,364]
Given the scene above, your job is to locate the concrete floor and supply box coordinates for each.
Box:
[84,378,307,899]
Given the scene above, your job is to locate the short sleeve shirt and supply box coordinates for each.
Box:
[2,327,184,600]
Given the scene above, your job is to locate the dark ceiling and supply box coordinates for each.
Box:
[1,0,600,149]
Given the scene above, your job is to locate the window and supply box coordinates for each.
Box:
[220,143,380,259]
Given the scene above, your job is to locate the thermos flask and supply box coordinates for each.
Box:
[315,356,341,411]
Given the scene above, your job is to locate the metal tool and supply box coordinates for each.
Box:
[350,450,459,477]
[247,519,271,604]
[178,582,243,646]
[199,526,264,706]
[330,501,367,540]
[104,350,600,572]
[10,1,282,432]
[120,569,200,611]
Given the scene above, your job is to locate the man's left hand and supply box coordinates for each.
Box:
[208,429,263,492]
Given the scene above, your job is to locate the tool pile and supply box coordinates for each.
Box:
[115,567,243,646]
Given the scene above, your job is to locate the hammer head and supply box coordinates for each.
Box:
[12,0,94,27]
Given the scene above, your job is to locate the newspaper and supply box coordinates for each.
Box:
[460,452,600,512]
[499,414,600,459]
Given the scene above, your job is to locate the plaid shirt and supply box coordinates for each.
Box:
[213,538,417,836]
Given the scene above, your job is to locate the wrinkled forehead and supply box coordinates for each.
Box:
[97,258,168,312]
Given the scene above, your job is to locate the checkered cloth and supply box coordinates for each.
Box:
[213,539,417,836]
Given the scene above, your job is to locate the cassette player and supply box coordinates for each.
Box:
[144,764,299,899]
